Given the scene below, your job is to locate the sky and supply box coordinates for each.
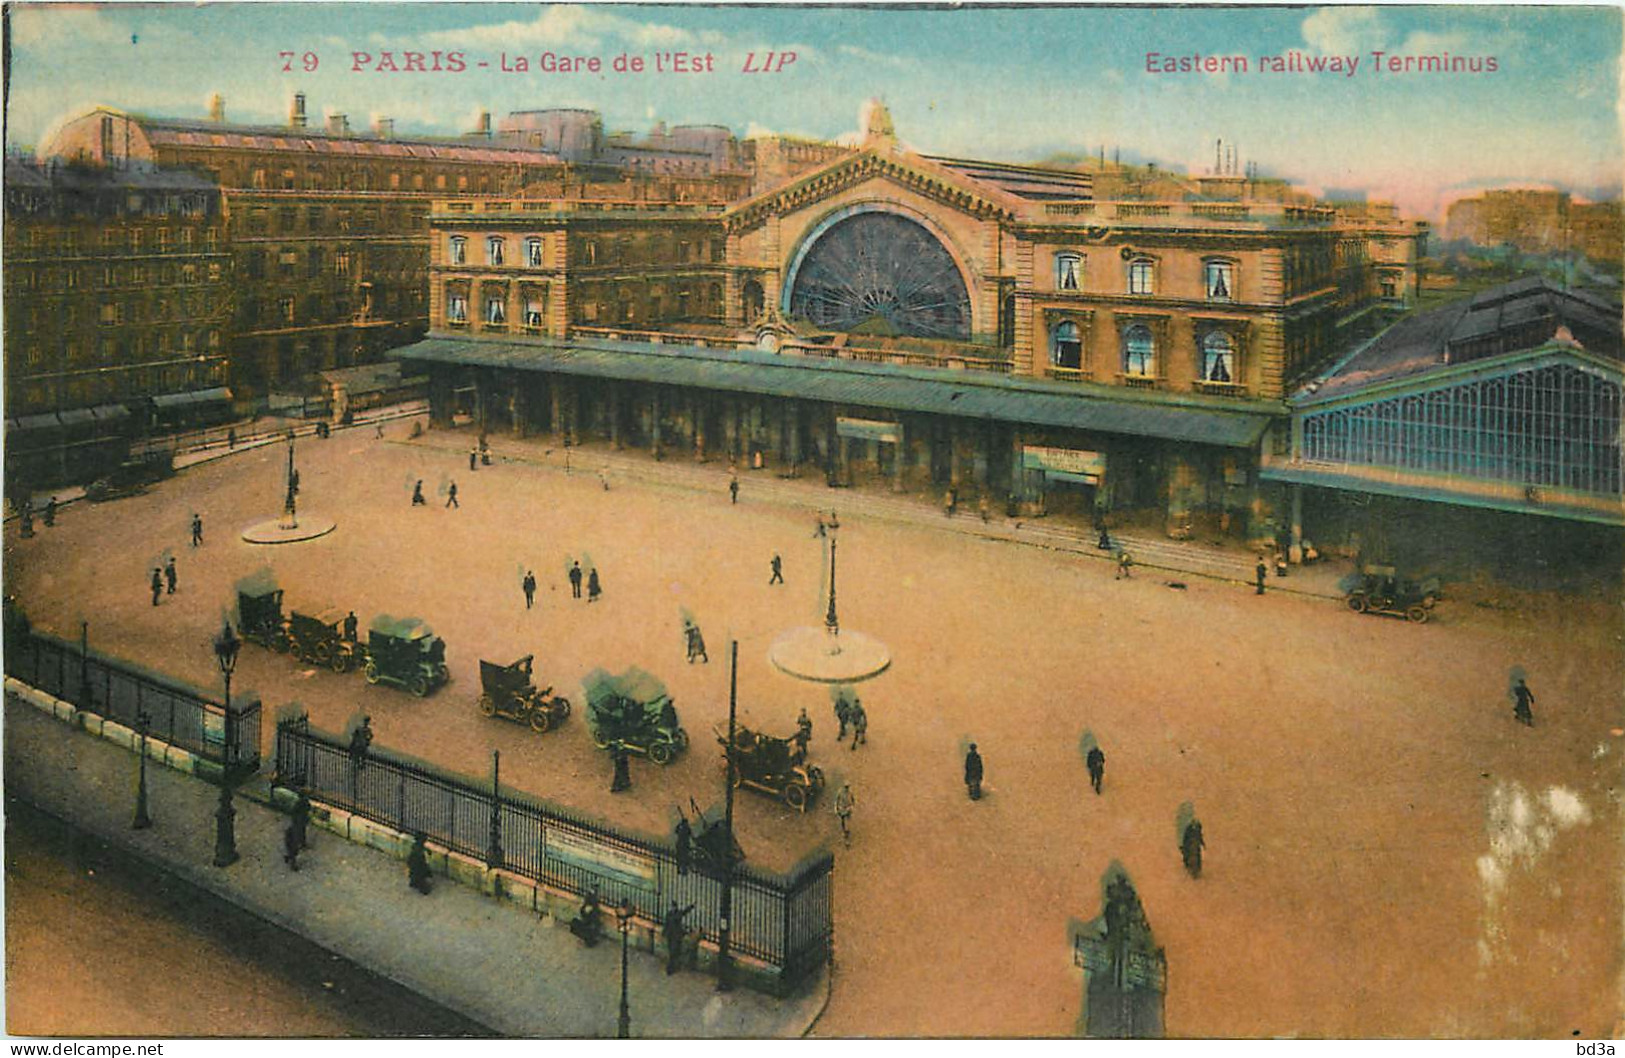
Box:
[6,2,1622,221]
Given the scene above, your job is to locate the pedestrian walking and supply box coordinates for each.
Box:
[610,741,632,792]
[150,568,163,606]
[569,560,583,598]
[1087,745,1106,795]
[407,832,433,894]
[1512,677,1536,727]
[283,820,302,872]
[834,783,855,845]
[348,716,374,762]
[165,556,177,595]
[1096,524,1112,550]
[1181,819,1205,878]
[663,901,695,974]
[833,691,853,742]
[18,509,33,539]
[470,448,478,472]
[674,809,693,875]
[729,474,740,504]
[445,481,459,508]
[796,707,813,745]
[684,621,708,664]
[522,570,537,610]
[965,743,984,800]
[813,513,827,539]
[43,497,56,527]
[291,792,312,852]
[769,553,784,585]
[375,423,385,439]
[587,567,602,603]
[1255,556,1268,595]
[849,700,868,750]
[1115,549,1134,580]
[191,513,203,547]
[411,480,426,506]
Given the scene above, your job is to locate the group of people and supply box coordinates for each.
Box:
[832,689,869,750]
[148,556,179,605]
[568,560,603,603]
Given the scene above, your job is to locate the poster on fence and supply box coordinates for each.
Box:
[547,829,658,891]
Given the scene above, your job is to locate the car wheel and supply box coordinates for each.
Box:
[363,661,381,685]
[411,674,431,698]
[529,709,551,734]
[649,741,674,765]
[478,694,497,717]
[783,783,808,811]
[1347,594,1368,613]
[591,729,610,750]
[1406,605,1429,624]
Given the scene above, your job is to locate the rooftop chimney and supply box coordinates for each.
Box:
[208,94,225,123]
[476,110,492,138]
[373,116,395,139]
[290,92,307,129]
[326,113,350,136]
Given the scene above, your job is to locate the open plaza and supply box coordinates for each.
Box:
[5,415,1619,1037]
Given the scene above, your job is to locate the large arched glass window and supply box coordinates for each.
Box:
[1201,332,1235,382]
[1051,321,1083,369]
[1123,325,1155,377]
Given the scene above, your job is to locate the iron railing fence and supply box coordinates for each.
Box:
[274,717,831,984]
[5,629,262,770]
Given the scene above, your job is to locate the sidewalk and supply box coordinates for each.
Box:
[3,696,827,1038]
[411,428,1353,601]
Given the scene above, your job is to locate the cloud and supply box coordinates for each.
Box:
[9,5,125,49]
[417,6,704,51]
[837,44,917,72]
[1301,7,1386,55]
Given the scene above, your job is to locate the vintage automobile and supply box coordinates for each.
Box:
[237,587,290,651]
[716,723,825,811]
[478,654,571,733]
[363,618,449,697]
[581,667,689,765]
[287,606,363,673]
[1345,564,1442,624]
[84,454,175,503]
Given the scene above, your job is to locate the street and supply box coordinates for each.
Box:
[5,419,1620,1037]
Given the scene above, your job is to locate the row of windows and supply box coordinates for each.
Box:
[448,236,546,268]
[1053,253,1235,301]
[21,227,219,254]
[243,288,423,326]
[242,205,425,236]
[445,291,547,328]
[20,329,225,367]
[1049,322,1238,383]
[14,259,225,292]
[245,247,356,279]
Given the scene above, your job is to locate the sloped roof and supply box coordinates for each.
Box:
[136,116,563,167]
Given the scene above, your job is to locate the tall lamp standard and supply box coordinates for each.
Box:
[132,710,152,830]
[824,512,842,645]
[212,621,241,868]
[616,898,634,1038]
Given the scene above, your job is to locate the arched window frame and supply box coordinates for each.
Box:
[1050,319,1083,370]
[1200,330,1237,383]
[1122,324,1156,377]
[448,235,467,266]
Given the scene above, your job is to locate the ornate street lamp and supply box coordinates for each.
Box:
[212,621,241,867]
[824,512,841,642]
[132,710,152,830]
[616,898,634,1039]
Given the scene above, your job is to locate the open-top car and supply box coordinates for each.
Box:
[478,654,571,733]
[1345,564,1441,624]
[364,616,449,697]
[287,606,362,673]
[717,723,825,811]
[581,667,688,764]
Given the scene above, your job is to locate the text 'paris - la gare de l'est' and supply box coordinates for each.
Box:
[1143,49,1501,77]
[281,50,798,75]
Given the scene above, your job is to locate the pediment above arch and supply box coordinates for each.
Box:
[725,149,1020,234]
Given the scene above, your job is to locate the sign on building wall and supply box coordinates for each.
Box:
[837,416,903,444]
[1023,445,1106,484]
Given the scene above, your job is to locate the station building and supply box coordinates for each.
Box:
[396,106,1426,537]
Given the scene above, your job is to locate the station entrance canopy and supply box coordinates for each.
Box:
[392,336,1276,449]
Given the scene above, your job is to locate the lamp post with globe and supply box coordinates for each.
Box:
[212,622,241,868]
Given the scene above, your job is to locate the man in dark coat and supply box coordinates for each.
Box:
[1512,678,1536,726]
[150,568,163,606]
[348,716,373,762]
[569,561,583,598]
[522,570,537,610]
[470,448,478,472]
[769,554,784,585]
[729,475,739,504]
[291,792,312,852]
[833,692,852,742]
[407,832,433,894]
[43,497,56,527]
[343,611,359,643]
[674,810,693,875]
[283,820,303,872]
[610,741,632,792]
[965,743,984,800]
[165,556,178,595]
[445,481,459,508]
[849,701,868,750]
[411,480,426,506]
[1182,819,1205,878]
[663,901,695,974]
[1255,557,1268,595]
[1087,745,1106,795]
[191,513,203,547]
